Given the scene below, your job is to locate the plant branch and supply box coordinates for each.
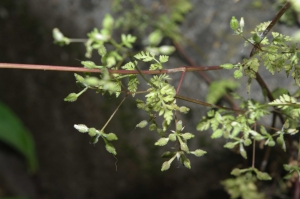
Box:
[0,63,222,74]
[100,96,127,132]
[250,2,291,124]
[173,41,212,84]
[250,1,291,56]
[261,2,291,42]
[252,124,257,168]
[175,94,244,113]
[176,69,186,94]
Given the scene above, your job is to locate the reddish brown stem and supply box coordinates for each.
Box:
[173,42,212,84]
[0,63,222,74]
[176,69,186,94]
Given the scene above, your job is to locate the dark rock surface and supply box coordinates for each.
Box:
[0,0,297,198]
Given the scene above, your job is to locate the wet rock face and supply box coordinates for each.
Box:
[0,1,297,198]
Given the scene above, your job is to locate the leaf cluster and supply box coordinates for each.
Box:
[222,173,266,199]
[74,124,118,155]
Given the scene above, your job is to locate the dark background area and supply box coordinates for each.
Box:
[0,0,297,198]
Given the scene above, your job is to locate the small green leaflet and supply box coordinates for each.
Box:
[121,34,136,48]
[134,51,154,62]
[128,76,139,97]
[159,55,169,63]
[122,61,136,70]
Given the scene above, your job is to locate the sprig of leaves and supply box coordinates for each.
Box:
[74,124,118,155]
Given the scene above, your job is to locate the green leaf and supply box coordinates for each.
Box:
[260,126,268,135]
[90,134,100,144]
[196,119,210,131]
[64,93,78,102]
[148,30,163,46]
[0,101,38,173]
[256,171,272,180]
[267,140,275,147]
[81,61,97,69]
[283,164,292,171]
[211,129,223,139]
[234,70,243,79]
[149,124,157,131]
[102,14,114,30]
[221,63,234,69]
[230,16,239,31]
[252,33,261,43]
[105,133,118,141]
[206,80,239,104]
[247,58,259,72]
[161,161,171,171]
[128,75,139,97]
[98,44,107,57]
[136,120,148,128]
[105,142,117,155]
[121,34,136,48]
[176,120,183,131]
[231,168,241,176]
[159,45,175,55]
[159,55,169,63]
[192,149,207,157]
[284,172,293,180]
[74,73,85,83]
[183,158,191,169]
[122,61,136,70]
[243,139,252,146]
[276,135,286,151]
[168,133,177,141]
[155,137,169,146]
[224,142,238,149]
[239,143,247,159]
[179,106,189,113]
[181,133,194,140]
[134,51,154,62]
[149,63,162,70]
[88,128,98,137]
[161,151,175,158]
[180,142,189,152]
[84,77,99,86]
[163,110,173,125]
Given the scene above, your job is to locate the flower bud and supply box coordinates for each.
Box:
[230,16,239,31]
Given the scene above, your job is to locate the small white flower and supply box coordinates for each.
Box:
[74,124,88,133]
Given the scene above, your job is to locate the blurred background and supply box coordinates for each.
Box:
[0,0,298,198]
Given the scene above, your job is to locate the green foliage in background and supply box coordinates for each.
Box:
[0,101,38,173]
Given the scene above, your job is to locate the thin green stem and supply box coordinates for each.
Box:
[131,59,157,88]
[175,94,244,113]
[77,87,88,96]
[100,96,127,132]
[69,38,88,43]
[252,124,257,168]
